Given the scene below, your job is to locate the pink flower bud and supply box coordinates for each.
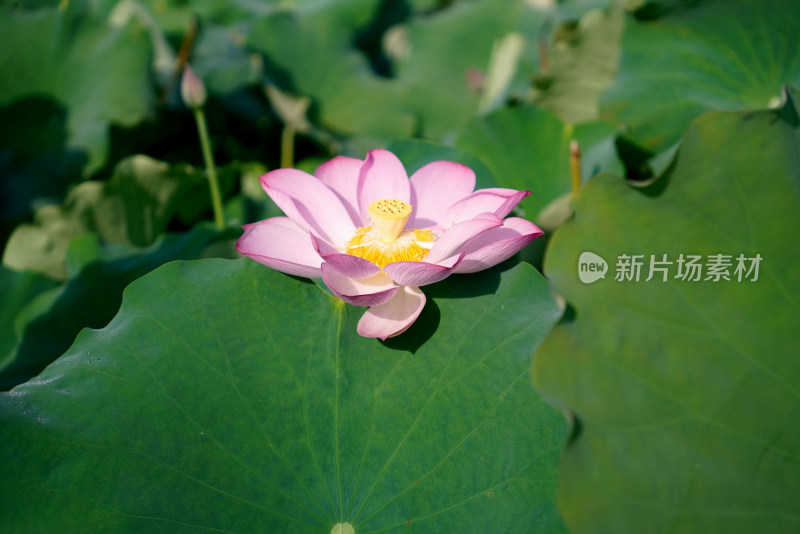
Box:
[181,65,207,109]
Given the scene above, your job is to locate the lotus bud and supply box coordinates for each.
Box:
[181,65,207,109]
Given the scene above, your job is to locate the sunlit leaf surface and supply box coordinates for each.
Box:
[2,258,567,533]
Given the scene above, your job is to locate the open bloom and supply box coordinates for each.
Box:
[236,149,543,340]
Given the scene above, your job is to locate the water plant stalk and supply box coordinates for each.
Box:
[193,107,225,230]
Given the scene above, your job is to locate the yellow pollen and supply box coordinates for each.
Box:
[368,199,412,243]
[346,227,435,269]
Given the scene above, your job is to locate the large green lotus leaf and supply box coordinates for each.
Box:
[247,1,415,151]
[395,0,549,139]
[1,258,567,533]
[0,225,226,391]
[2,155,234,280]
[0,6,153,175]
[456,105,623,219]
[600,0,800,153]
[533,90,800,533]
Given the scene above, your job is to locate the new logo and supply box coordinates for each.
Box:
[578,252,608,284]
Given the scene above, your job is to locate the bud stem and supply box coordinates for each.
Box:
[192,107,225,230]
[569,139,581,199]
[280,123,296,170]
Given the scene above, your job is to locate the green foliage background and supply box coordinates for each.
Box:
[1,0,798,532]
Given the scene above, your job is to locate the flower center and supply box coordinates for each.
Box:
[368,198,413,243]
[346,199,435,268]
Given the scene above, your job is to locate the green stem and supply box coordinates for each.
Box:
[569,139,581,199]
[280,123,296,169]
[193,107,225,230]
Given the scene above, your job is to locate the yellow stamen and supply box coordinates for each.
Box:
[346,198,435,268]
[368,199,412,243]
[347,227,434,268]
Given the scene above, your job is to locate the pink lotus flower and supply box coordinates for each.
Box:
[237,149,543,340]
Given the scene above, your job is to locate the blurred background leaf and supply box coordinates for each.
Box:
[531,1,624,123]
[248,0,415,154]
[0,4,154,177]
[394,0,550,139]
[2,155,235,280]
[456,106,622,220]
[0,98,89,244]
[387,138,500,189]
